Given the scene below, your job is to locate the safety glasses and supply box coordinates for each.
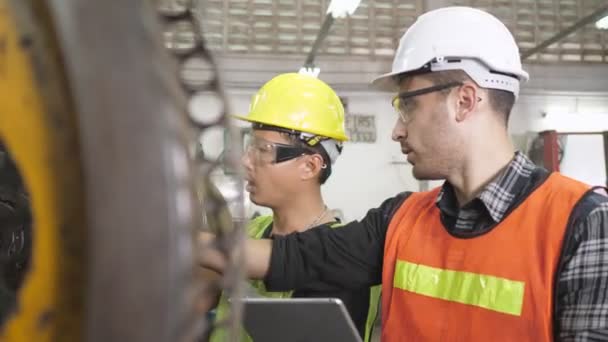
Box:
[244,136,316,165]
[391,81,462,123]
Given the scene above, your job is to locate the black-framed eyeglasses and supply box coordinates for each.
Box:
[391,81,463,123]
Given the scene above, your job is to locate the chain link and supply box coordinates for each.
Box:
[155,1,247,340]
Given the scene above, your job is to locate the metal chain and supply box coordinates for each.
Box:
[155,1,247,341]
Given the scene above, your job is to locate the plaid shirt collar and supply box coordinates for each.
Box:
[436,152,537,223]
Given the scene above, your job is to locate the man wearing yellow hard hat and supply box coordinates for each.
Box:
[208,73,380,342]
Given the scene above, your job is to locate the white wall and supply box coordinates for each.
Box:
[194,89,608,222]
[192,56,608,221]
[512,93,608,186]
[322,93,417,222]
[561,135,606,186]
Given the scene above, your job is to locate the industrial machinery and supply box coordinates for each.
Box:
[0,0,245,341]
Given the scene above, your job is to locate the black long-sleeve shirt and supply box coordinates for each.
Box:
[265,152,608,340]
[259,223,374,339]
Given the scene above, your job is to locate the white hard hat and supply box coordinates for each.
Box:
[372,7,529,97]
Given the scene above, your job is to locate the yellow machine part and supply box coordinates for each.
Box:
[0,1,85,340]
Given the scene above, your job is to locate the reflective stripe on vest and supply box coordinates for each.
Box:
[393,260,525,316]
[381,173,589,342]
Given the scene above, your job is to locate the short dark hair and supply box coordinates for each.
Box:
[415,70,515,126]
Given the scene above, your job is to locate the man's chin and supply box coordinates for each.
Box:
[249,194,269,208]
[411,165,425,180]
[412,173,430,181]
[411,166,441,181]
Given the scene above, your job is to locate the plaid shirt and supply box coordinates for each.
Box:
[436,152,608,341]
[266,152,608,340]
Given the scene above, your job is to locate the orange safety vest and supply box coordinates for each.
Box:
[382,173,589,341]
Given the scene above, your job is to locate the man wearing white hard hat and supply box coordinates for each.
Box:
[199,7,608,340]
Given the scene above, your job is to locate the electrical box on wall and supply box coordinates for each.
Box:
[345,114,377,143]
[340,96,377,143]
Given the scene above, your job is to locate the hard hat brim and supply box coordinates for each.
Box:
[371,71,403,92]
[232,114,252,122]
[232,114,349,142]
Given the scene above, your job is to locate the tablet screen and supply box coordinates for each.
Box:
[240,298,363,342]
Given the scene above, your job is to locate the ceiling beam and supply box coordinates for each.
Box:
[522,3,608,60]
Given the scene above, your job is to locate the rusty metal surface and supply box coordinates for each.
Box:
[542,130,561,172]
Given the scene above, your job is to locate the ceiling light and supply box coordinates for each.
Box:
[327,0,361,18]
[596,15,608,30]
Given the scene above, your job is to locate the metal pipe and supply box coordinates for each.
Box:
[522,4,608,60]
[303,13,335,67]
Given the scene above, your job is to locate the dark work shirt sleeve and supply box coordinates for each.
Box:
[264,192,411,292]
[556,191,608,341]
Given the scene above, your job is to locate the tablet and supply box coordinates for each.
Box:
[240,298,363,342]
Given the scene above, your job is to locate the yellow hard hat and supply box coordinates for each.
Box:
[234,73,349,141]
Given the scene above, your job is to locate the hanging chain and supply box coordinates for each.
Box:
[155,1,247,341]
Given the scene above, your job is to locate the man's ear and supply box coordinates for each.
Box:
[454,83,479,122]
[301,154,325,181]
